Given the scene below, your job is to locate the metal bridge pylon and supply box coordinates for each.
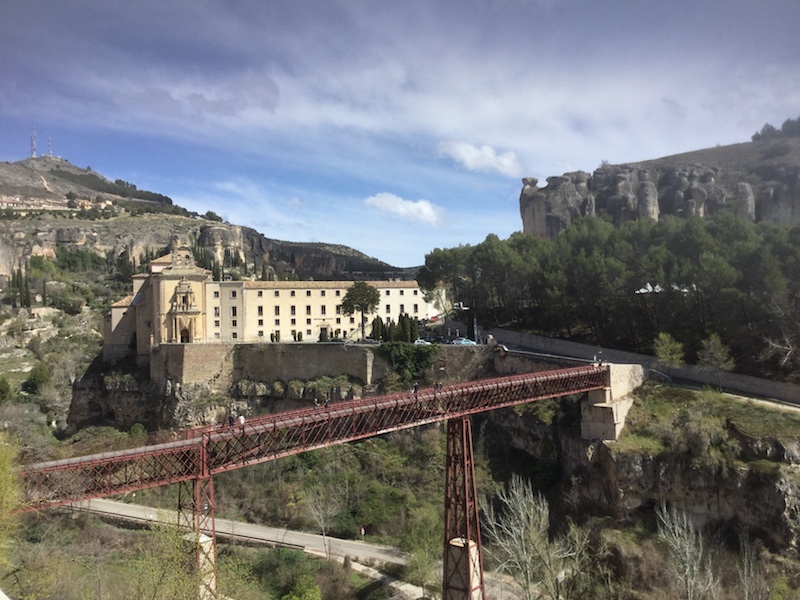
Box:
[442,416,485,600]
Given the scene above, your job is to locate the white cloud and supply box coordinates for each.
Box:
[437,141,524,177]
[364,192,444,226]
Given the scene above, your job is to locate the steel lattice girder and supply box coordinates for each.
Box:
[20,365,608,510]
[442,417,485,600]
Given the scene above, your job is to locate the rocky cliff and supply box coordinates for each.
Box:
[520,138,800,238]
[0,156,406,279]
[488,399,800,551]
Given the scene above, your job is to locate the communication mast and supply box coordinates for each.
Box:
[48,138,52,157]
[30,127,37,158]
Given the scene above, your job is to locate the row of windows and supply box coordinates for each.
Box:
[214,317,357,329]
[213,289,419,299]
[212,304,420,319]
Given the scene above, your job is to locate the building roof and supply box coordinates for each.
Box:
[110,295,134,308]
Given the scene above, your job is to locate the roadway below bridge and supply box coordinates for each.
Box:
[69,498,427,599]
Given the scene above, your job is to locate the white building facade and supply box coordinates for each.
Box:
[104,246,441,365]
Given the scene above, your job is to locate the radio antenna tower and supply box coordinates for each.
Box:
[30,127,37,158]
[48,138,52,157]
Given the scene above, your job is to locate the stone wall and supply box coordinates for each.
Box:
[150,343,396,393]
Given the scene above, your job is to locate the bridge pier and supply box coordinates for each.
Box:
[176,438,218,599]
[581,363,644,440]
[442,417,485,600]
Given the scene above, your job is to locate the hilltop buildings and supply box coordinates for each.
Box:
[103,245,440,366]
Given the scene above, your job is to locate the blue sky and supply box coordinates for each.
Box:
[1,1,798,267]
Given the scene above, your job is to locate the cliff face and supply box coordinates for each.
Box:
[489,407,800,550]
[0,214,400,280]
[0,156,404,278]
[520,139,800,238]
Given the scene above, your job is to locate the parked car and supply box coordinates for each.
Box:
[413,339,432,345]
[450,337,477,345]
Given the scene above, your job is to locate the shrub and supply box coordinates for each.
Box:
[22,362,51,394]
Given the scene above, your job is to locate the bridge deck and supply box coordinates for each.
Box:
[20,365,608,511]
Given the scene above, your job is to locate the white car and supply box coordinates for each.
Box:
[413,339,432,345]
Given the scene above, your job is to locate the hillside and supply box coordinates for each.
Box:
[0,156,406,280]
[520,136,800,239]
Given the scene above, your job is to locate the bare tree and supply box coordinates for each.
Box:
[482,475,608,600]
[303,482,344,560]
[655,503,718,600]
[738,534,769,600]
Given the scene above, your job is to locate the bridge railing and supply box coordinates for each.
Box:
[19,365,608,510]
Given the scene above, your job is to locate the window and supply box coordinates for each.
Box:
[336,305,341,315]
[336,317,341,324]
[400,290,404,296]
[213,291,220,298]
[306,290,311,297]
[258,331,264,337]
[257,290,263,297]
[321,290,326,297]
[214,307,220,317]
[413,290,418,296]
[274,290,280,297]
[306,319,311,325]
[214,332,220,339]
[258,306,263,316]
[231,290,237,298]
[400,304,404,314]
[306,305,311,316]
[232,319,237,327]
[350,317,355,324]
[321,306,326,315]
[290,290,296,297]
[231,307,237,317]
[291,306,296,316]
[232,332,238,339]
[291,318,296,325]
[275,319,280,326]
[214,320,220,327]
[306,329,312,336]
[335,290,341,297]
[414,304,419,313]
[385,290,390,296]
[386,304,391,313]
[258,319,264,327]
[274,306,280,316]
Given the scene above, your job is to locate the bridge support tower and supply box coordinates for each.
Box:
[176,435,218,599]
[442,416,485,600]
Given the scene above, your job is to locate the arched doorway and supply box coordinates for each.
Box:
[180,329,191,343]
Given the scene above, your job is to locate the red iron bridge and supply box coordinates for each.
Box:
[19,364,609,600]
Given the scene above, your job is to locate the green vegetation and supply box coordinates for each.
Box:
[376,341,438,388]
[751,114,800,141]
[418,212,800,380]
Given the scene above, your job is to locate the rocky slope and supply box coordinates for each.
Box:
[488,395,800,552]
[0,157,406,280]
[520,137,800,239]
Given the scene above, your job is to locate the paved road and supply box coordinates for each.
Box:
[71,498,425,599]
[70,498,407,566]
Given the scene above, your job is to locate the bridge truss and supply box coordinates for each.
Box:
[20,364,608,599]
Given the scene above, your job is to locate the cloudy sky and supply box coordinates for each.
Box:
[1,1,798,267]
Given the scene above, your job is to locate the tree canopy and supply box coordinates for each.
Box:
[340,281,380,340]
[417,212,800,379]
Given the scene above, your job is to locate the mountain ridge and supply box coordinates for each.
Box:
[0,156,408,280]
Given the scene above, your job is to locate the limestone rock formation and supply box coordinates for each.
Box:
[520,139,800,238]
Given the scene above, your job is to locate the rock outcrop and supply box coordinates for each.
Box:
[489,406,800,550]
[520,139,800,239]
